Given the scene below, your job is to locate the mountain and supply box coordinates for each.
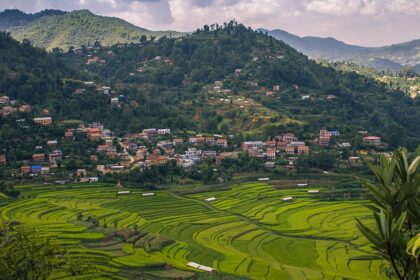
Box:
[1,9,180,51]
[0,9,66,29]
[259,28,420,73]
[2,20,419,148]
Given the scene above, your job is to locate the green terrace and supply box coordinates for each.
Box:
[0,182,384,279]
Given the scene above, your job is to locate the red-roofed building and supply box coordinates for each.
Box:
[266,148,276,160]
[298,145,310,155]
[363,136,381,146]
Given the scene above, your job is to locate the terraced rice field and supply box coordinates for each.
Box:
[0,182,385,279]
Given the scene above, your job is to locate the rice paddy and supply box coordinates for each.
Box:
[0,182,385,279]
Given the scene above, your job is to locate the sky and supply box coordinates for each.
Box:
[1,0,419,47]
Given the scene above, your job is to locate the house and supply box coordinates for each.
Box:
[20,165,31,174]
[266,140,276,148]
[90,155,98,162]
[297,145,310,155]
[157,140,172,149]
[204,197,216,202]
[282,133,297,143]
[338,142,351,148]
[301,95,310,100]
[273,85,280,91]
[285,145,295,154]
[0,154,6,164]
[214,81,223,86]
[349,156,361,163]
[87,127,101,139]
[19,105,31,113]
[110,97,119,105]
[202,151,217,158]
[89,177,99,182]
[288,157,298,166]
[282,196,293,201]
[86,56,100,64]
[173,138,184,146]
[76,169,87,177]
[32,154,45,163]
[1,106,16,116]
[65,130,74,139]
[363,136,382,146]
[319,130,330,146]
[326,95,337,100]
[157,128,171,135]
[74,88,86,94]
[142,128,157,137]
[31,165,42,173]
[205,137,215,145]
[216,138,228,148]
[327,130,340,137]
[265,162,275,169]
[80,177,90,183]
[33,117,52,126]
[235,69,242,75]
[266,91,274,96]
[47,140,58,146]
[266,148,276,160]
[48,150,62,163]
[242,141,264,151]
[319,136,330,146]
[40,167,50,175]
[0,96,10,104]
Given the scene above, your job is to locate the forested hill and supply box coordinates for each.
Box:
[260,28,420,73]
[2,9,180,51]
[0,32,83,104]
[0,9,66,29]
[1,22,419,148]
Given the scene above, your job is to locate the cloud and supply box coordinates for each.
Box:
[0,0,419,46]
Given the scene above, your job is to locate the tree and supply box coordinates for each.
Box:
[0,222,90,280]
[356,148,420,280]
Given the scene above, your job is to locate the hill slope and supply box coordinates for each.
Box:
[1,22,419,148]
[3,9,180,50]
[0,9,66,29]
[62,22,419,147]
[259,28,420,72]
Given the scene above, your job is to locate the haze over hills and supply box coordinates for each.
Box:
[259,28,420,73]
[0,9,180,51]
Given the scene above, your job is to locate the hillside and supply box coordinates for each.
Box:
[0,9,66,29]
[1,21,419,148]
[3,9,180,51]
[259,28,420,73]
[0,32,83,103]
[64,22,419,147]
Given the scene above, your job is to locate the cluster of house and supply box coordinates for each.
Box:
[0,95,32,116]
[241,133,311,171]
[4,111,387,179]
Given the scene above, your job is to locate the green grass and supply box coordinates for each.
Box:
[0,182,385,279]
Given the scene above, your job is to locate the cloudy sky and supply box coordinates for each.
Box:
[1,0,419,47]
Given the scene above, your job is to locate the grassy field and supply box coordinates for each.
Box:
[0,181,385,279]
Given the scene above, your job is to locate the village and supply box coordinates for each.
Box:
[0,92,387,183]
